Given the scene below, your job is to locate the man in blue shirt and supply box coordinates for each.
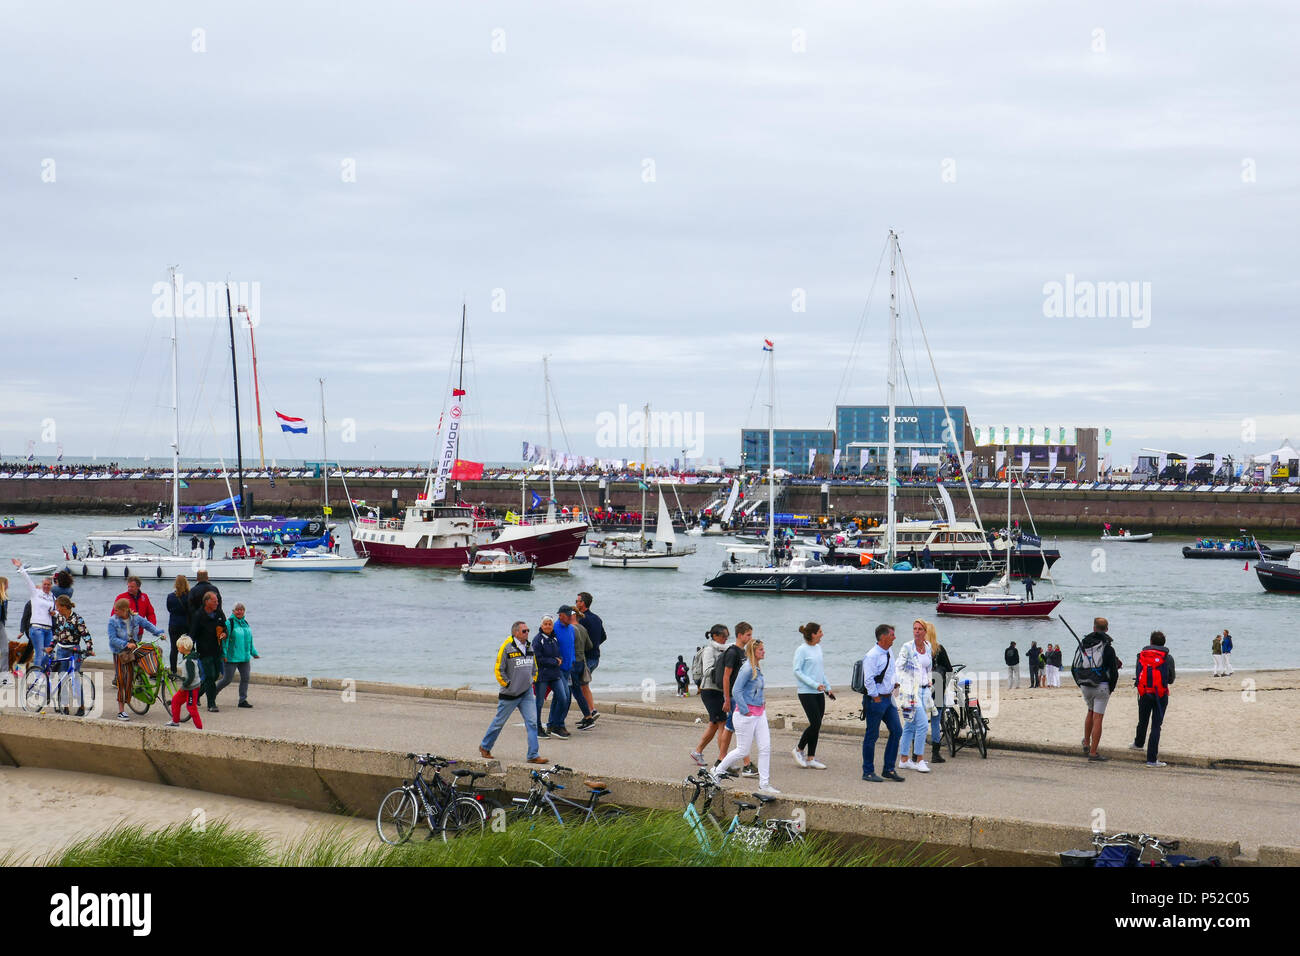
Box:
[534,615,571,739]
[862,624,904,783]
[575,591,604,728]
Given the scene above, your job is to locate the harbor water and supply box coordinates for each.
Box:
[4,515,1297,692]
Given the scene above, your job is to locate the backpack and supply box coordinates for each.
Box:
[850,653,889,695]
[1135,647,1168,697]
[1072,639,1108,687]
[697,642,724,692]
[711,644,734,691]
[689,648,706,685]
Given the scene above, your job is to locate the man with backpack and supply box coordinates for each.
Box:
[1004,641,1021,689]
[1073,617,1121,761]
[1129,630,1175,768]
[689,625,730,767]
[859,623,903,783]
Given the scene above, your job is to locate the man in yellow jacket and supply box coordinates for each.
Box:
[479,621,546,764]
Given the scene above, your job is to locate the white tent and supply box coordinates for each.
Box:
[1253,441,1299,464]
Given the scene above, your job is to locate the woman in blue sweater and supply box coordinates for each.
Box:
[792,622,834,769]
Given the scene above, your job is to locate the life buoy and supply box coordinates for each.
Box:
[123,566,130,578]
[81,564,88,576]
[156,565,164,578]
[101,567,108,578]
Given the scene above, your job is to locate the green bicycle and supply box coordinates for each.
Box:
[127,639,191,722]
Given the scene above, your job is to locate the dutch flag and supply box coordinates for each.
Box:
[276,411,308,434]
[762,339,774,351]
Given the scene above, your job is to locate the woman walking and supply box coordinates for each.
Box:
[215,603,259,708]
[712,638,778,795]
[165,575,190,677]
[928,623,950,765]
[12,559,54,669]
[166,635,204,729]
[1211,633,1223,676]
[107,597,165,721]
[792,622,834,769]
[897,619,934,772]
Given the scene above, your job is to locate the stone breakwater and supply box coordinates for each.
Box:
[3,476,1300,533]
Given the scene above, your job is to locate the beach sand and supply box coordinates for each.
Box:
[0,766,372,864]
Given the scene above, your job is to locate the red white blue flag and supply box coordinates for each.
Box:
[275,411,308,434]
[762,339,774,351]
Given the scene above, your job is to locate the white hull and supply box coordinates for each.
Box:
[77,555,257,582]
[588,549,690,569]
[260,555,368,572]
[1100,533,1153,542]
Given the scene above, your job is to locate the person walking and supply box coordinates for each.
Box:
[574,592,603,725]
[165,575,190,677]
[1221,629,1234,675]
[792,622,834,770]
[928,624,950,765]
[717,622,756,778]
[1074,617,1121,761]
[1130,630,1175,768]
[689,624,729,767]
[711,639,778,795]
[52,570,74,601]
[896,620,934,773]
[215,603,259,708]
[165,635,204,729]
[108,597,165,721]
[480,621,545,764]
[1211,633,1224,676]
[533,615,570,739]
[189,591,227,713]
[1004,641,1021,689]
[187,570,223,626]
[861,624,904,783]
[50,596,93,715]
[568,608,596,729]
[12,560,54,669]
[674,656,690,696]
[1027,640,1041,690]
[115,576,158,639]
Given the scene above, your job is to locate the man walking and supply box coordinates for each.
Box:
[1075,617,1121,761]
[1130,630,1175,768]
[1220,629,1234,675]
[862,624,904,783]
[480,621,546,765]
[1004,641,1021,689]
[689,625,730,767]
[574,592,603,725]
[534,615,571,738]
[115,576,158,639]
[567,607,596,730]
[190,591,227,713]
[1027,641,1041,690]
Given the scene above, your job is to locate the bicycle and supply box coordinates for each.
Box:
[126,639,190,721]
[376,754,492,845]
[1060,831,1220,867]
[23,644,96,716]
[509,765,627,826]
[680,769,805,853]
[940,664,988,758]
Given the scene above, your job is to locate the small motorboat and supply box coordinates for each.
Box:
[0,522,38,534]
[20,563,58,576]
[461,549,536,585]
[1255,552,1300,593]
[1100,531,1152,542]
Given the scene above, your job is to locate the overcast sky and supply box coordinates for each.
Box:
[4,1,1297,468]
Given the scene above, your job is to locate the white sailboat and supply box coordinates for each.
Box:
[262,379,368,572]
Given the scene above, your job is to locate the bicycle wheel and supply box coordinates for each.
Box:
[376,788,418,845]
[55,671,93,715]
[22,669,50,712]
[594,804,630,824]
[768,821,805,846]
[439,796,488,842]
[127,673,153,715]
[942,708,960,757]
[969,704,988,758]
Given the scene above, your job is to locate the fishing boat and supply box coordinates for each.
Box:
[1255,552,1300,593]
[937,465,1062,617]
[0,522,38,535]
[260,380,367,573]
[461,549,536,585]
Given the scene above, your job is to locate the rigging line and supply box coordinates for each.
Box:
[109,310,164,454]
[829,235,890,425]
[741,351,767,433]
[896,238,985,537]
[546,374,592,515]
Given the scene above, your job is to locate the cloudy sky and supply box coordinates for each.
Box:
[4,1,1297,468]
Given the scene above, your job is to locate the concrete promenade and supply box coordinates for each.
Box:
[1,670,1297,864]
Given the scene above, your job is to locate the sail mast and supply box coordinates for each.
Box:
[543,356,557,521]
[455,302,465,501]
[886,230,898,564]
[641,402,649,542]
[320,378,328,519]
[225,284,246,517]
[247,312,266,469]
[768,343,775,562]
[169,267,181,558]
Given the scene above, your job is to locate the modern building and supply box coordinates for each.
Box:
[971,426,1100,481]
[836,405,971,475]
[740,428,836,474]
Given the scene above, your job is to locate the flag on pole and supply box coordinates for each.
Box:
[762,339,774,351]
[275,411,308,434]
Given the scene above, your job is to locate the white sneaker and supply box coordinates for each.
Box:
[913,760,930,773]
[756,785,781,796]
[807,758,827,770]
[792,748,808,768]
[165,721,180,727]
[689,751,707,767]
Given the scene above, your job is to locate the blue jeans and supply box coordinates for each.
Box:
[29,626,52,669]
[1134,694,1168,763]
[536,675,571,730]
[862,696,901,776]
[899,694,929,757]
[481,690,540,759]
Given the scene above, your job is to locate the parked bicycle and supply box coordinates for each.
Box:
[940,664,988,758]
[509,765,626,826]
[376,754,492,845]
[23,643,96,716]
[1060,830,1220,867]
[680,768,804,853]
[127,639,189,721]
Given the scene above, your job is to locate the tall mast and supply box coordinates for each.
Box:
[641,402,649,542]
[246,311,266,469]
[320,378,328,518]
[1007,459,1014,584]
[768,343,775,561]
[454,302,466,501]
[886,230,898,564]
[169,267,181,558]
[225,284,246,515]
[542,356,557,521]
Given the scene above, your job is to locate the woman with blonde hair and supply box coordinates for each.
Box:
[897,619,935,772]
[712,638,778,794]
[927,621,951,764]
[108,597,165,721]
[165,575,190,678]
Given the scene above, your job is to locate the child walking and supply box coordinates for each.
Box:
[166,635,205,729]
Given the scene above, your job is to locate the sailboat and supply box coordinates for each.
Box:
[350,318,585,569]
[936,465,1061,617]
[262,380,368,572]
[80,268,257,583]
[704,234,1000,597]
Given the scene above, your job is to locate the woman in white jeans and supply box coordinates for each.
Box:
[713,639,778,795]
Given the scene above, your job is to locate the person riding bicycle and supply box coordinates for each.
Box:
[50,596,92,714]
[108,597,165,722]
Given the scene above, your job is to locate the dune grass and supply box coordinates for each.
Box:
[30,809,951,868]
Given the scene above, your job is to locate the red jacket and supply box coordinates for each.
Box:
[115,590,157,634]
